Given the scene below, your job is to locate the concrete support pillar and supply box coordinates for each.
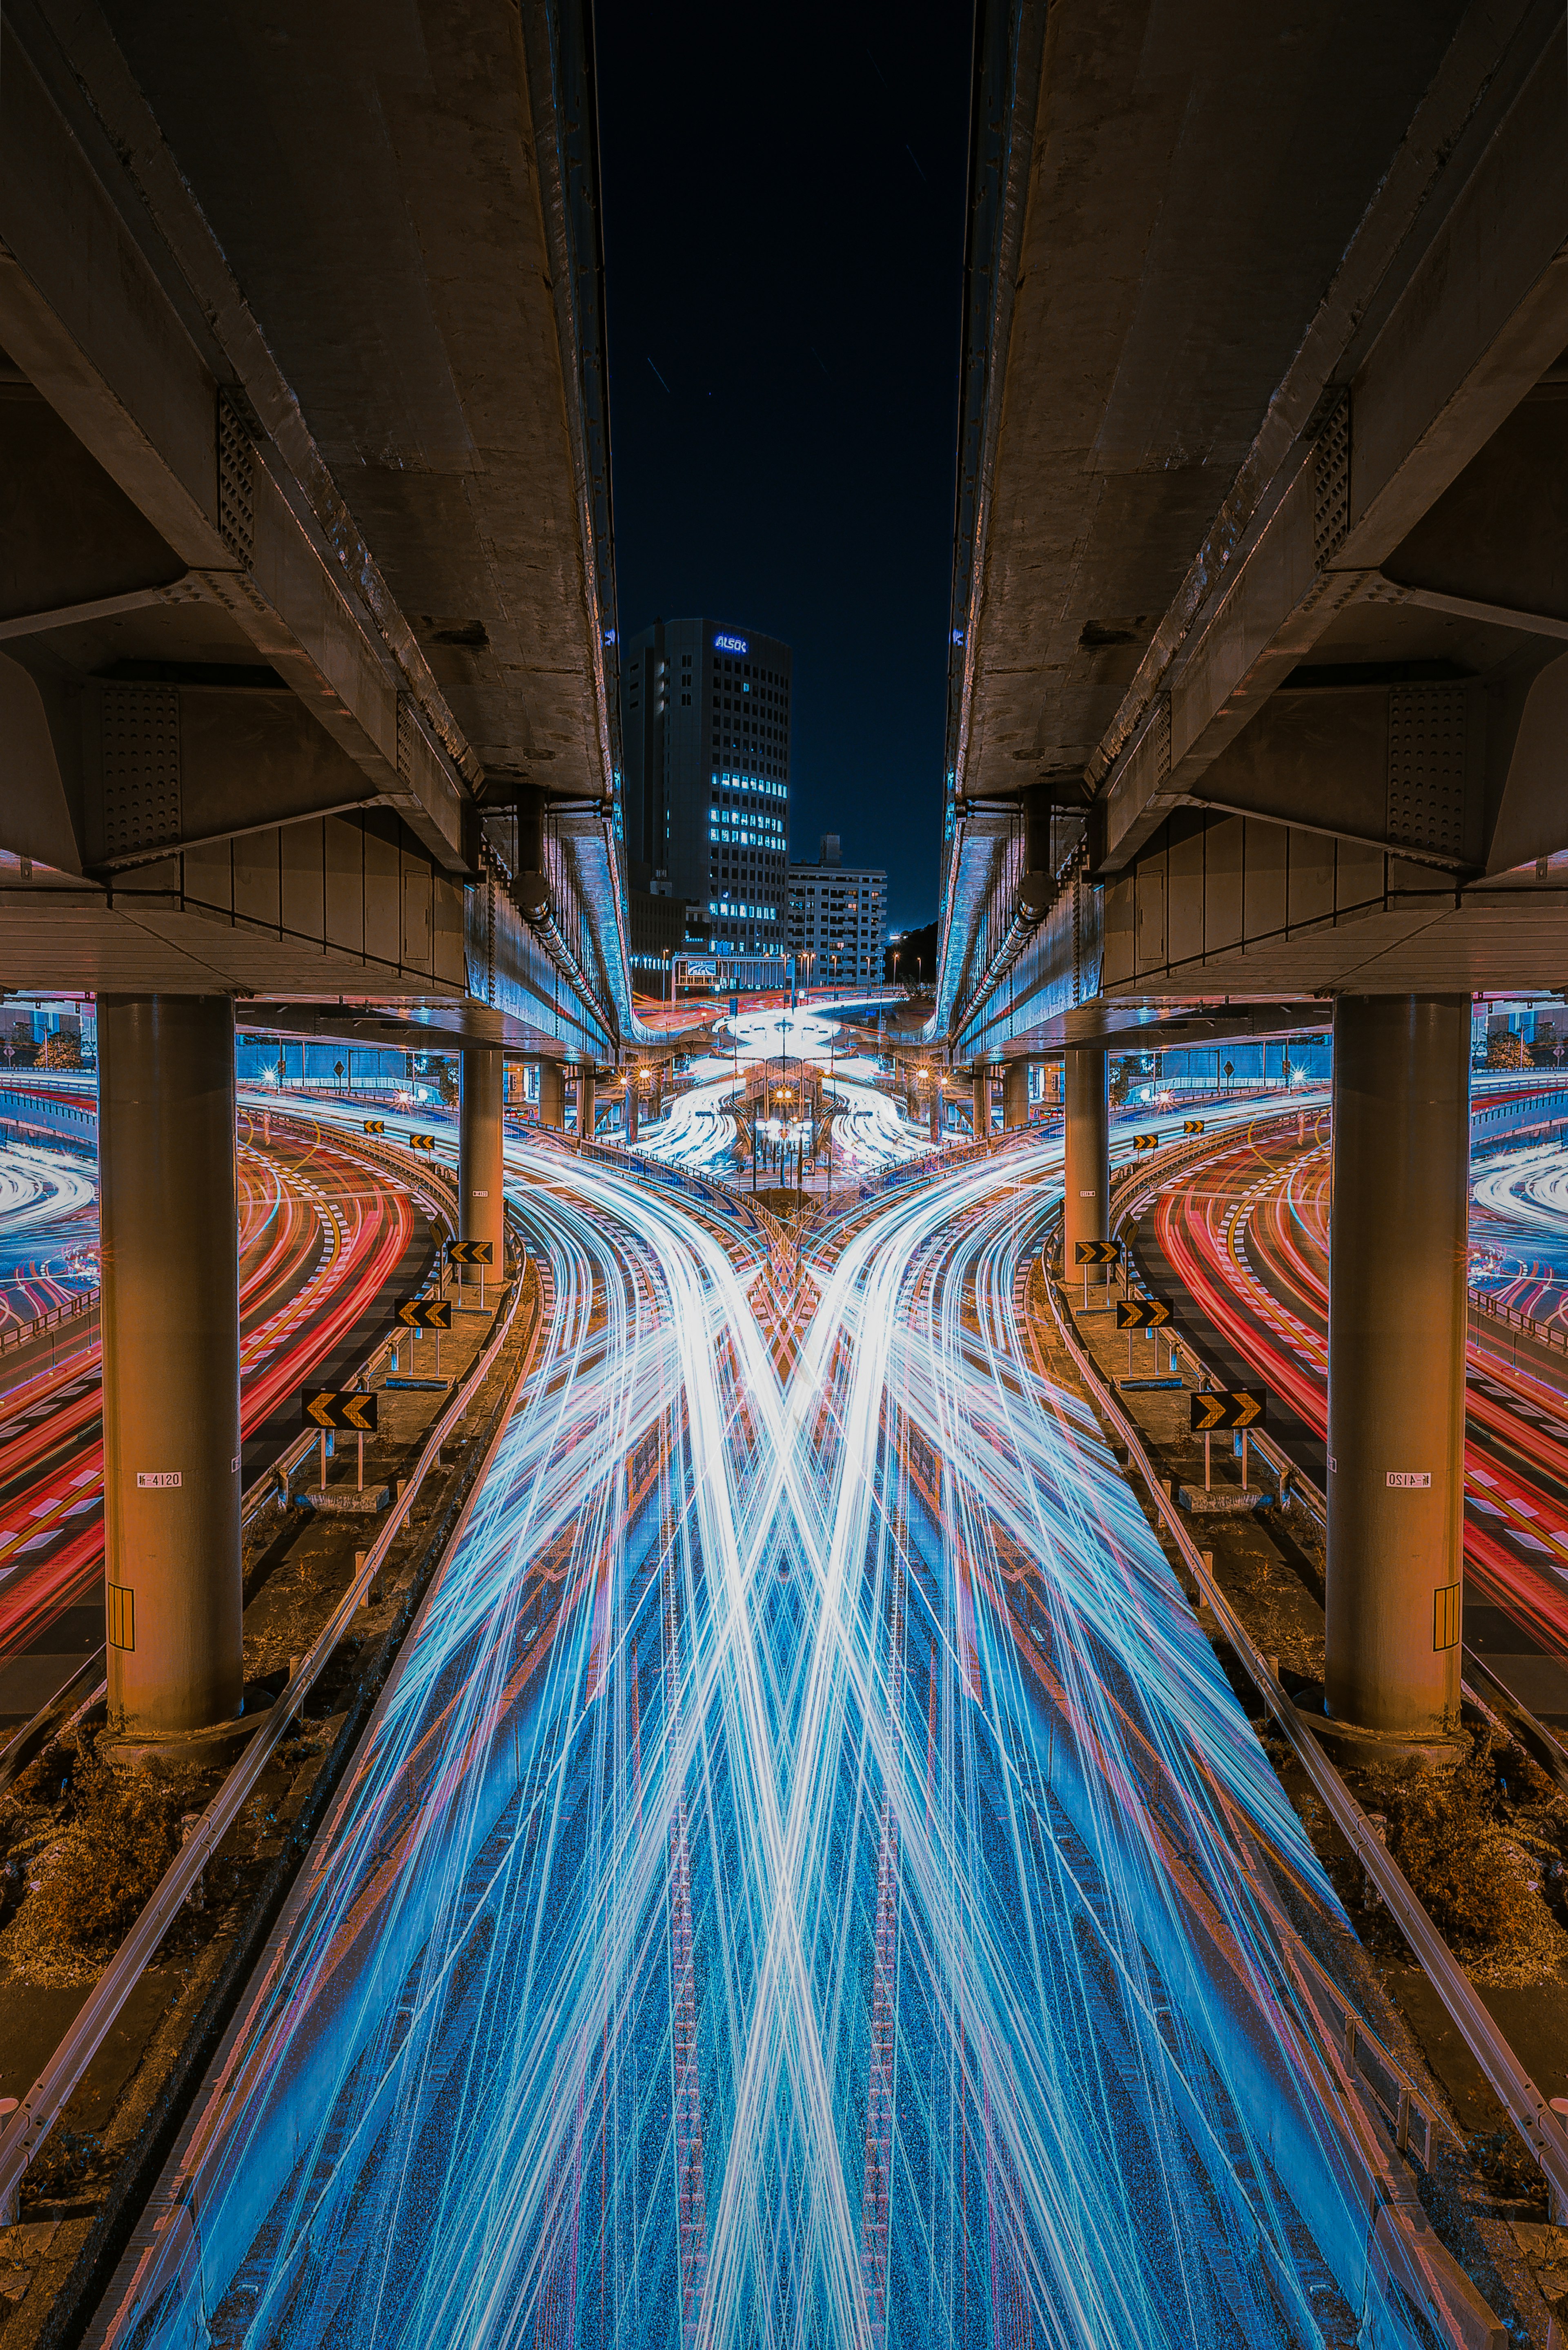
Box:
[1063,1046,1109,1282]
[929,1089,941,1144]
[579,1068,596,1142]
[625,1067,639,1143]
[971,1070,988,1141]
[459,1045,504,1288]
[538,1058,565,1129]
[98,996,242,1748]
[1003,1062,1029,1130]
[1325,995,1470,1747]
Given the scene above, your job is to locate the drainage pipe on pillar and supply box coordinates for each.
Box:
[459,1045,504,1289]
[1325,995,1470,1753]
[98,996,243,1756]
[1063,1045,1109,1284]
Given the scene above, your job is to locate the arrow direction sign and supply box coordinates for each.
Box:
[1189,1389,1267,1433]
[396,1298,452,1331]
[363,1119,386,1135]
[301,1389,379,1433]
[1183,1119,1205,1135]
[1116,1299,1173,1330]
[409,1133,437,1153]
[447,1240,494,1265]
[1132,1133,1160,1152]
[1073,1240,1120,1265]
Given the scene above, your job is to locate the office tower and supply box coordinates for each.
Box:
[621,618,792,961]
[787,835,888,989]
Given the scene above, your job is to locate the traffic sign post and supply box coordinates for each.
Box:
[448,1237,494,1311]
[1073,1237,1119,1311]
[1190,1387,1266,1491]
[396,1295,452,1378]
[1116,1295,1172,1376]
[301,1388,379,1492]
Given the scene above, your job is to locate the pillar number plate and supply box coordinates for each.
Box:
[1386,1472,1432,1488]
[136,1472,182,1488]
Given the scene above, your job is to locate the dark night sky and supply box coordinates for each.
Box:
[593,3,975,934]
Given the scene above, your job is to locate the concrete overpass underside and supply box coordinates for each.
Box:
[940,0,1568,1066]
[0,0,634,1064]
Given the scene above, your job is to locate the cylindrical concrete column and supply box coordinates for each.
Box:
[1063,1045,1109,1282]
[459,1045,504,1288]
[929,1089,941,1144]
[625,1066,639,1143]
[98,996,242,1744]
[538,1058,565,1128]
[1325,995,1470,1744]
[1003,1062,1029,1130]
[579,1068,596,1142]
[971,1070,988,1142]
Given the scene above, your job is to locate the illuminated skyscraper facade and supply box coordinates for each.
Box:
[621,618,792,959]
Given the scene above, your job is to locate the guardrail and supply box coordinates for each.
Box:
[236,1111,460,1518]
[0,1198,539,2225]
[0,1289,98,1358]
[0,1117,467,1795]
[1471,1289,1568,1353]
[1030,1225,1568,2248]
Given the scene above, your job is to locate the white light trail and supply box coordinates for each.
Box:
[94,1098,1431,2350]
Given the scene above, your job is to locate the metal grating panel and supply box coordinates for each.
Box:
[1312,394,1351,567]
[216,392,254,564]
[101,686,181,859]
[1387,686,1467,859]
[1152,691,1172,781]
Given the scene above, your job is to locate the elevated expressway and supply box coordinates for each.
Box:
[936,0,1568,1068]
[930,0,1568,1767]
[0,0,663,1764]
[0,0,643,1071]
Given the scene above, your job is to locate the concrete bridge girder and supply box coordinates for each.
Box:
[0,0,630,1058]
[938,0,1568,1062]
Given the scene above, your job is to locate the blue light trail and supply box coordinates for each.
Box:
[90,1116,1440,2349]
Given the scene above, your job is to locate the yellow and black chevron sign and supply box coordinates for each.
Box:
[409,1133,437,1153]
[363,1119,386,1134]
[1116,1298,1172,1330]
[301,1388,379,1432]
[1132,1133,1160,1151]
[1183,1119,1205,1135]
[1073,1240,1120,1265]
[1190,1388,1266,1432]
[447,1240,494,1265]
[396,1298,452,1330]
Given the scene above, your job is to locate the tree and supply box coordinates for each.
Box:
[42,1030,81,1071]
[1487,1029,1527,1070]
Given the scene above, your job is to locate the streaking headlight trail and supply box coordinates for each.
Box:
[97,1115,1428,2350]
